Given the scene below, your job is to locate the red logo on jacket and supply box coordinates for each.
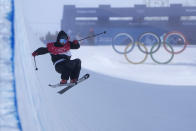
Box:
[47,42,70,55]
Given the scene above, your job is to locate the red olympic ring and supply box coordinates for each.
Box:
[163,31,189,55]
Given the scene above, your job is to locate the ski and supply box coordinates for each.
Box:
[57,73,90,94]
[49,74,89,88]
[49,82,75,88]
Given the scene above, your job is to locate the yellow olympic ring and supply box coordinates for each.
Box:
[124,42,148,64]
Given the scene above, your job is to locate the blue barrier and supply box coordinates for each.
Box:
[0,0,22,130]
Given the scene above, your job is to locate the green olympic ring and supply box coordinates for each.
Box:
[150,42,174,64]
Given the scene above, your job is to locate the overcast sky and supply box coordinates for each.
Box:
[23,0,196,22]
[61,0,196,7]
[21,0,196,34]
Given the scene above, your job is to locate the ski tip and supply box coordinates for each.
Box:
[85,73,90,78]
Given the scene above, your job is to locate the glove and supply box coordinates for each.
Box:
[32,51,38,57]
[73,40,78,44]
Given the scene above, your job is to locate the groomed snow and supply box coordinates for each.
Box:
[72,45,196,86]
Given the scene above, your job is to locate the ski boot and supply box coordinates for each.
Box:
[60,79,67,84]
[70,79,77,83]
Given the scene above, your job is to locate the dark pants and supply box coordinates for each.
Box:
[55,59,81,80]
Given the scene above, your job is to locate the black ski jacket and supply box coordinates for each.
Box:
[33,31,80,64]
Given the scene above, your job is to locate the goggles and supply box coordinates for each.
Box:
[59,39,67,44]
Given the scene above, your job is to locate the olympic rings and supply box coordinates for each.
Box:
[163,31,189,54]
[124,42,148,64]
[138,32,161,54]
[112,33,135,54]
[112,31,188,64]
[150,42,174,64]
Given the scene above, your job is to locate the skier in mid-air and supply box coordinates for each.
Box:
[32,30,81,85]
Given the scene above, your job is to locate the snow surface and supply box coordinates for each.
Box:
[72,45,196,86]
[11,0,196,131]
